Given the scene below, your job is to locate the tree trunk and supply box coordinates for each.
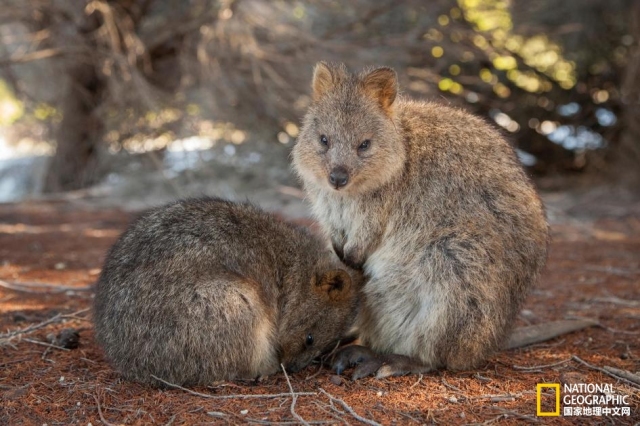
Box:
[615,0,640,184]
[43,61,105,193]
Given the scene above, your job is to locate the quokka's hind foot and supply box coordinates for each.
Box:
[331,345,431,380]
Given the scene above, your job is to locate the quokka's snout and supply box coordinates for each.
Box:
[329,166,350,189]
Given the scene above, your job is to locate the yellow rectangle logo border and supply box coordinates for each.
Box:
[537,383,560,416]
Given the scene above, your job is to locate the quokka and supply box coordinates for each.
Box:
[292,62,549,378]
[93,197,360,386]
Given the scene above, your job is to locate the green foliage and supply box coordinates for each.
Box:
[0,80,24,126]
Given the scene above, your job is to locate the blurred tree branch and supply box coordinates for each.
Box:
[0,0,638,191]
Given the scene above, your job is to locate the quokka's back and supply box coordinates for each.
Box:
[94,197,359,386]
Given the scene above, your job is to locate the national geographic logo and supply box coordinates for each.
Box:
[536,382,632,417]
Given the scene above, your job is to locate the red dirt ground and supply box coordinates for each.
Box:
[0,198,638,425]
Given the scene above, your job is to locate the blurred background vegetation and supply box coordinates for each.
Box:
[0,0,638,204]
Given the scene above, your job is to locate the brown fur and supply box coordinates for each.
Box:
[93,198,360,386]
[292,63,549,371]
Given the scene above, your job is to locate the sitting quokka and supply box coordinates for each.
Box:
[93,197,359,386]
[292,63,549,378]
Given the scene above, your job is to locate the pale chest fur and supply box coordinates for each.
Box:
[309,186,445,362]
[311,190,365,243]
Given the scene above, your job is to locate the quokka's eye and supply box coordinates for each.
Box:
[305,333,314,347]
[320,135,329,147]
[358,139,371,151]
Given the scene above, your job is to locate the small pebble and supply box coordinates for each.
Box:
[448,396,458,403]
[329,375,342,386]
[54,262,67,270]
[520,309,535,319]
[59,376,64,382]
[76,402,81,406]
[376,391,383,397]
[240,409,248,415]
[460,412,466,418]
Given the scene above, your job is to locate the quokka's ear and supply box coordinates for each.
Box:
[311,62,345,101]
[315,269,352,302]
[360,67,398,114]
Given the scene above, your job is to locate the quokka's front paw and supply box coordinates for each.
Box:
[331,345,383,380]
[332,345,432,380]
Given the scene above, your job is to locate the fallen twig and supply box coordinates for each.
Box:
[281,363,310,426]
[0,357,29,368]
[512,358,571,371]
[592,296,639,307]
[584,266,639,277]
[93,392,116,426]
[245,420,333,425]
[470,394,520,402]
[312,400,350,425]
[0,279,92,293]
[318,388,381,426]
[306,340,342,381]
[441,377,466,397]
[410,373,423,388]
[505,319,597,349]
[489,406,539,423]
[0,308,90,343]
[22,337,70,352]
[571,356,640,389]
[150,375,316,399]
[602,366,640,387]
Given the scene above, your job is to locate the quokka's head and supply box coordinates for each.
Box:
[278,252,362,373]
[292,62,406,195]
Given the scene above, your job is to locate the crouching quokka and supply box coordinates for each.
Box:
[93,197,360,386]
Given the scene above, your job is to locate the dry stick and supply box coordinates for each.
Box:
[21,337,70,351]
[592,296,640,307]
[312,401,350,426]
[489,407,539,423]
[0,358,29,368]
[469,393,521,402]
[150,375,316,399]
[441,377,466,397]
[572,356,640,389]
[306,340,342,381]
[93,392,116,426]
[512,358,572,371]
[504,319,597,350]
[479,413,507,426]
[318,388,381,426]
[474,373,492,382]
[245,420,333,425]
[602,366,640,386]
[0,308,90,341]
[0,279,92,293]
[280,364,310,426]
[410,373,423,389]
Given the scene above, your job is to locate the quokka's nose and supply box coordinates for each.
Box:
[329,167,349,189]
